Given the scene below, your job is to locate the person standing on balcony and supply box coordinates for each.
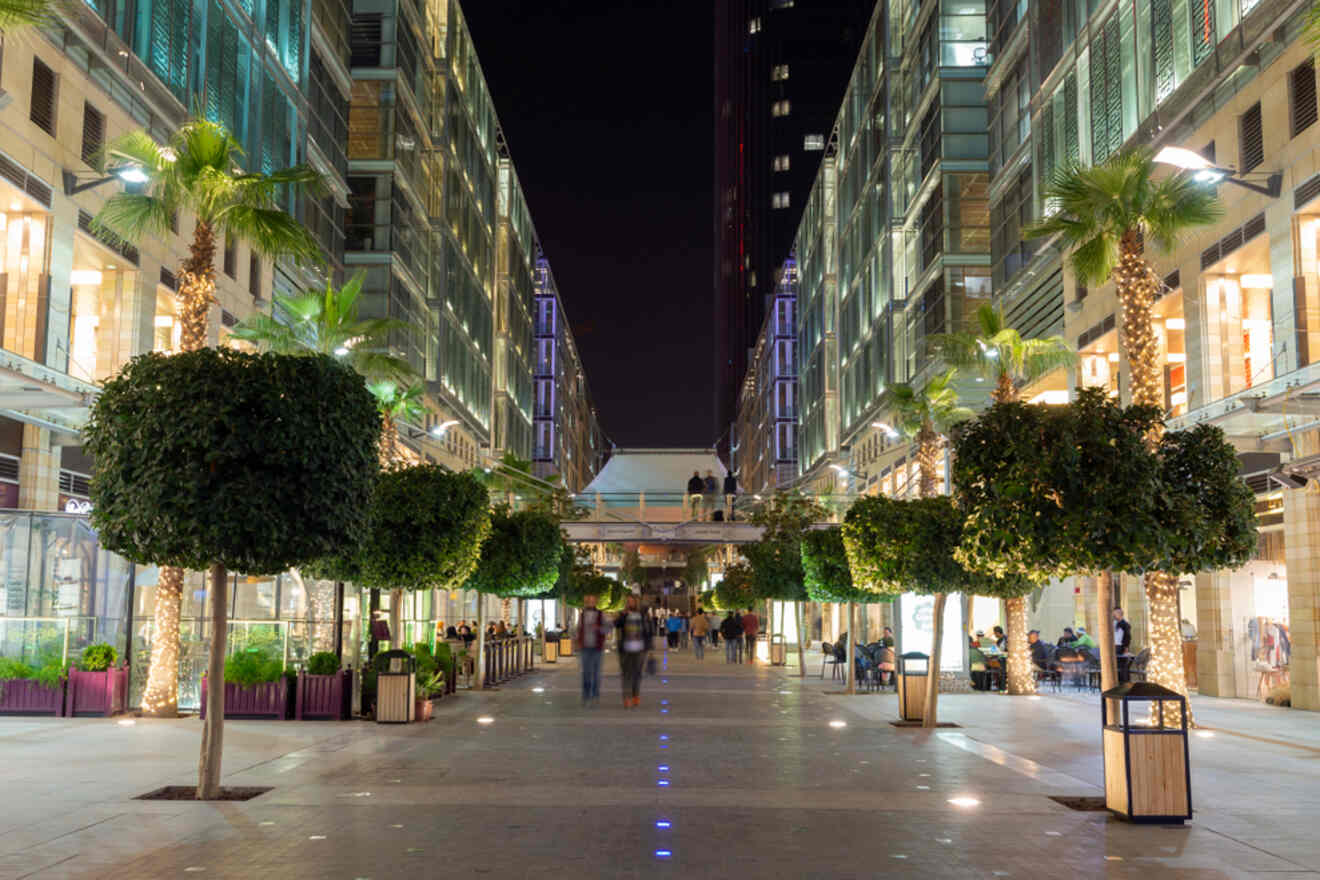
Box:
[687,471,705,520]
[703,471,719,522]
[723,471,738,520]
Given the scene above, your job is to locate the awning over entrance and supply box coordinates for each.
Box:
[0,351,97,438]
[582,448,727,494]
[1167,360,1320,454]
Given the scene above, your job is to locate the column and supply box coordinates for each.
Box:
[1195,571,1235,697]
[1286,431,1320,709]
[17,424,57,510]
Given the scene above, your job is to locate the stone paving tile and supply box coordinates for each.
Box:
[0,649,1316,879]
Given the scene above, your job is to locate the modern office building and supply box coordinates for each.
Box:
[733,257,798,496]
[713,0,873,456]
[983,0,1320,707]
[792,0,993,495]
[533,255,609,494]
[491,158,535,461]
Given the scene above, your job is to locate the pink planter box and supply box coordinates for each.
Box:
[65,667,128,717]
[295,670,352,720]
[200,678,290,720]
[0,678,66,716]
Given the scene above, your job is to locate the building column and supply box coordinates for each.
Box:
[17,425,57,510]
[1123,573,1147,651]
[1195,570,1236,697]
[1286,432,1320,710]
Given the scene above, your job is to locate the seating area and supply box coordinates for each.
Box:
[1032,646,1149,692]
[819,636,896,692]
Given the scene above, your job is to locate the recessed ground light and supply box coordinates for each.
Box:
[532,687,545,693]
[309,835,326,840]
[916,785,930,790]
[1105,856,1123,862]
[184,868,205,873]
[829,720,847,728]
[660,699,669,705]
[948,797,980,808]
[1028,696,1042,701]
[1195,730,1214,738]
[477,716,494,725]
[659,735,669,740]
[117,719,136,726]
[655,850,672,858]
[658,765,670,772]
[655,820,672,829]
[660,709,669,714]
[935,838,952,844]
[657,780,670,787]
[259,822,275,826]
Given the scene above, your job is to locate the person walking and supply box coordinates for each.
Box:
[702,471,719,523]
[721,611,743,663]
[577,593,607,705]
[690,607,710,660]
[686,471,705,520]
[742,606,760,664]
[665,612,681,650]
[616,595,653,708]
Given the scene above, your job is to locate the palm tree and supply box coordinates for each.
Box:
[884,368,972,727]
[94,115,322,718]
[930,305,1075,695]
[930,304,1075,405]
[1028,146,1221,721]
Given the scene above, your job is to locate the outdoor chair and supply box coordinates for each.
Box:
[1034,655,1062,692]
[876,646,897,690]
[1128,648,1150,682]
[820,642,841,680]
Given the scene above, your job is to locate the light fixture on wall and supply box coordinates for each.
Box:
[1153,146,1282,198]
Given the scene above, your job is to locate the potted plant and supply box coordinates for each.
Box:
[201,650,292,720]
[295,651,352,720]
[65,643,129,716]
[412,643,442,721]
[0,657,68,716]
[433,642,457,696]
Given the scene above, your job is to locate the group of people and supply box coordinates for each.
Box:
[441,620,525,647]
[572,597,764,708]
[685,470,738,522]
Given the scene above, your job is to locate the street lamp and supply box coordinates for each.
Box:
[61,163,150,196]
[430,419,458,437]
[871,421,900,439]
[1153,146,1281,198]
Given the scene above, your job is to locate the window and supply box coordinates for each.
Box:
[772,155,790,172]
[772,100,791,117]
[30,58,56,136]
[1240,102,1263,173]
[249,253,261,298]
[223,235,236,278]
[748,17,761,33]
[803,134,825,151]
[772,192,790,209]
[1290,60,1317,139]
[81,103,104,166]
[771,64,789,82]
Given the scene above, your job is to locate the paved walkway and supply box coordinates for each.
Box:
[0,648,1316,879]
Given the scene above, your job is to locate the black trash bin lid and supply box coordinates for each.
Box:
[373,649,415,673]
[1101,681,1185,701]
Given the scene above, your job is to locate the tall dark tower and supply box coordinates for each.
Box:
[713,0,873,460]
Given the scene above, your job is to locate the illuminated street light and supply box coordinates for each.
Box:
[1153,146,1281,197]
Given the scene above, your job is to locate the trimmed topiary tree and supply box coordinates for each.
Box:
[715,562,757,613]
[84,348,378,798]
[844,495,1035,727]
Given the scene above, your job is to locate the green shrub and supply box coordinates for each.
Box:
[79,644,117,672]
[223,651,285,687]
[0,658,34,680]
[31,661,69,688]
[306,651,340,676]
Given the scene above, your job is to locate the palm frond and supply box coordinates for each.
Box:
[0,0,59,27]
[92,192,174,244]
[218,205,323,264]
[227,312,306,354]
[927,331,992,378]
[1019,336,1077,384]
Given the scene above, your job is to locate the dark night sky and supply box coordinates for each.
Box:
[462,1,716,451]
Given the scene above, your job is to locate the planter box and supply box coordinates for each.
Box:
[414,697,434,722]
[0,678,65,716]
[65,667,128,717]
[295,670,352,721]
[200,678,290,720]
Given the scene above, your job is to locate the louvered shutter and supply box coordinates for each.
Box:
[1240,103,1263,173]
[29,58,55,136]
[1291,60,1317,138]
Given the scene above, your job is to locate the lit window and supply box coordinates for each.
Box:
[748,17,761,33]
[773,155,790,171]
[771,64,790,82]
[804,134,825,150]
[772,192,791,209]
[772,100,791,117]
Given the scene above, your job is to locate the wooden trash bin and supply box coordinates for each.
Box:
[544,635,558,662]
[896,652,929,722]
[1101,682,1192,824]
[770,634,786,666]
[375,650,415,724]
[559,634,574,657]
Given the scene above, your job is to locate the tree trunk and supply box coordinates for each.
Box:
[1005,594,1035,695]
[1116,234,1190,726]
[389,588,403,648]
[795,601,806,676]
[916,422,941,498]
[140,566,183,716]
[922,592,948,728]
[1144,570,1190,726]
[197,561,228,800]
[1096,571,1118,701]
[144,224,218,718]
[475,596,486,689]
[846,601,856,695]
[350,588,363,716]
[993,370,1015,404]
